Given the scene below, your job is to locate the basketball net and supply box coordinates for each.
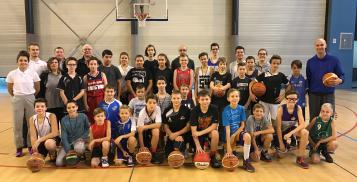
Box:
[135,13,149,27]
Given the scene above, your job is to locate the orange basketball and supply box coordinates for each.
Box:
[322,72,338,87]
[250,152,260,162]
[136,147,152,165]
[310,153,321,164]
[26,152,45,172]
[222,154,239,171]
[193,152,210,170]
[251,82,266,97]
[214,84,225,97]
[167,151,185,168]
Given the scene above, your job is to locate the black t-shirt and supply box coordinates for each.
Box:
[190,105,219,131]
[181,99,195,109]
[246,69,259,80]
[57,73,85,111]
[210,71,232,98]
[153,67,173,94]
[163,105,191,132]
[99,65,122,93]
[76,57,103,77]
[256,72,289,104]
[144,60,158,76]
[232,76,251,105]
[125,67,153,91]
[171,56,195,71]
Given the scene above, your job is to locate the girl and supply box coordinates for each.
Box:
[39,57,64,122]
[83,57,108,124]
[156,76,172,114]
[6,50,40,157]
[153,53,172,94]
[29,98,60,161]
[89,108,111,168]
[126,55,153,97]
[118,52,133,104]
[173,54,194,98]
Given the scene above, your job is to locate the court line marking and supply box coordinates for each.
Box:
[128,166,134,182]
[333,162,357,178]
[0,127,12,134]
[337,131,357,142]
[335,104,357,141]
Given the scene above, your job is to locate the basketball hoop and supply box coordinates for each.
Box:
[135,12,149,27]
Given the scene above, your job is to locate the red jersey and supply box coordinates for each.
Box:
[91,120,108,146]
[176,68,191,88]
[86,71,105,97]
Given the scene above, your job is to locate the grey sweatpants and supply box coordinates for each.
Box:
[56,139,86,167]
[11,95,35,149]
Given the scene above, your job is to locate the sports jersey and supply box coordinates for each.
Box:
[98,99,122,138]
[163,105,191,132]
[309,116,333,142]
[281,104,299,132]
[32,112,52,138]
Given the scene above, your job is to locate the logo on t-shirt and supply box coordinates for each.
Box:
[198,116,212,130]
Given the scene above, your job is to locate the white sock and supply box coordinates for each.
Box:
[244,144,251,160]
[102,156,108,160]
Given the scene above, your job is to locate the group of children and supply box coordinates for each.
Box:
[9,43,338,172]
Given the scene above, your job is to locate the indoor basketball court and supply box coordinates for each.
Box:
[0,0,356,181]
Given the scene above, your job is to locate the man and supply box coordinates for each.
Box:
[28,43,47,76]
[54,47,67,74]
[306,38,344,121]
[171,45,195,71]
[229,46,246,78]
[77,44,102,77]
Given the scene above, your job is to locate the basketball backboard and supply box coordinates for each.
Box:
[116,0,168,21]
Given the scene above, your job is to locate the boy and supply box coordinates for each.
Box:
[83,56,108,123]
[275,90,309,169]
[208,43,220,71]
[173,54,194,98]
[97,85,122,139]
[255,48,270,75]
[229,46,245,78]
[180,84,195,109]
[128,85,147,124]
[306,103,337,163]
[231,62,252,115]
[163,90,192,156]
[126,55,153,96]
[57,57,86,112]
[113,105,137,166]
[99,49,122,99]
[245,103,274,162]
[223,89,254,172]
[289,60,307,118]
[190,90,221,168]
[250,55,289,127]
[137,95,162,164]
[88,108,111,168]
[56,101,90,166]
[245,56,259,80]
[195,52,213,99]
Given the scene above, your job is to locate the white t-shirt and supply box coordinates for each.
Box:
[6,68,40,95]
[137,106,162,127]
[29,59,47,76]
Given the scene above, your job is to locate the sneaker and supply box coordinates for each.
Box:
[243,159,255,173]
[260,150,272,162]
[151,152,160,164]
[210,156,221,168]
[296,157,309,169]
[127,155,134,167]
[49,151,57,162]
[28,147,33,155]
[16,148,23,157]
[321,150,333,163]
[101,157,109,168]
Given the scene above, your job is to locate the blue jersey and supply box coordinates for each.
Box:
[98,99,122,138]
[289,74,307,108]
[222,104,246,135]
[113,119,136,139]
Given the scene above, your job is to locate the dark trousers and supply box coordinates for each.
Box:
[308,92,335,121]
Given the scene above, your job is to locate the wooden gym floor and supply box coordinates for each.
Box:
[0,90,356,182]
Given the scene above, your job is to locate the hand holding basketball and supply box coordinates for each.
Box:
[251,82,266,97]
[322,72,340,87]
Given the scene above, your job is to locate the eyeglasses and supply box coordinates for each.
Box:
[286,98,298,102]
[67,64,77,66]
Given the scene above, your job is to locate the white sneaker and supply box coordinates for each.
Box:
[101,157,109,168]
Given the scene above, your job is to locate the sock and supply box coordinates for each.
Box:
[102,156,108,159]
[243,144,251,160]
